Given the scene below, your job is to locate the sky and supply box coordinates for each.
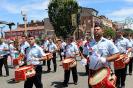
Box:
[0,0,133,31]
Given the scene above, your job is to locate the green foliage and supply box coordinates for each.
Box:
[122,28,133,37]
[123,28,133,33]
[35,36,42,45]
[103,26,116,38]
[48,0,79,39]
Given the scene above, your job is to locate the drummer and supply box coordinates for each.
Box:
[114,30,132,88]
[24,34,47,88]
[47,38,58,72]
[0,38,10,77]
[125,33,133,75]
[88,22,120,88]
[19,36,30,66]
[82,36,95,75]
[62,36,79,87]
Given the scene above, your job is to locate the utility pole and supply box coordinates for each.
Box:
[21,11,28,37]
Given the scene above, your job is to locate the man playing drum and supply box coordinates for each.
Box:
[24,34,47,88]
[114,30,132,88]
[88,22,120,88]
[62,36,79,87]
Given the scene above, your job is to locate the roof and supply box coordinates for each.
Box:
[5,26,44,33]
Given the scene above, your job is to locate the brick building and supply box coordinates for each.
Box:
[5,18,54,39]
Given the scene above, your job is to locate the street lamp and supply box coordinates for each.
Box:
[21,11,28,37]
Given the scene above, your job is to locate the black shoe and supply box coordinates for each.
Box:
[74,82,77,85]
[129,72,132,75]
[4,75,9,77]
[54,69,56,72]
[62,82,68,87]
[63,84,68,87]
[47,70,50,72]
[121,85,125,88]
[116,85,120,88]
[47,69,51,72]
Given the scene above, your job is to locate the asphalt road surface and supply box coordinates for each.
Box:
[0,55,133,88]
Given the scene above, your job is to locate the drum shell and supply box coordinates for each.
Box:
[89,68,116,88]
[62,58,76,70]
[15,65,35,81]
[114,54,127,70]
[46,53,53,60]
[13,54,24,66]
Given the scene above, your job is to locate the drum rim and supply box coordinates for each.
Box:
[89,67,110,85]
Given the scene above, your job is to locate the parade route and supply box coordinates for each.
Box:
[0,56,133,88]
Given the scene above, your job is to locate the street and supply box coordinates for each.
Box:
[0,55,133,88]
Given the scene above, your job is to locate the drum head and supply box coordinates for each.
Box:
[16,66,31,71]
[63,59,72,63]
[89,68,108,85]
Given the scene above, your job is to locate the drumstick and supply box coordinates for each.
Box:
[79,50,86,60]
[115,54,127,61]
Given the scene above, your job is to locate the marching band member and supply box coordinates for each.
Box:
[47,38,58,72]
[126,33,133,75]
[19,36,30,66]
[19,36,30,55]
[114,30,132,88]
[82,36,95,75]
[0,38,10,77]
[24,35,47,88]
[62,36,79,87]
[42,37,49,65]
[88,23,119,88]
[58,39,66,61]
[9,40,18,67]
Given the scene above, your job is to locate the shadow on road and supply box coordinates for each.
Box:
[78,72,88,76]
[51,81,64,88]
[7,78,20,84]
[51,81,75,88]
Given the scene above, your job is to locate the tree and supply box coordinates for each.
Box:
[48,0,79,39]
[103,26,116,39]
[122,28,133,37]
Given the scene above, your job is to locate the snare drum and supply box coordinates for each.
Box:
[45,53,53,60]
[89,67,116,88]
[13,53,24,66]
[15,65,36,81]
[62,58,76,70]
[114,54,127,69]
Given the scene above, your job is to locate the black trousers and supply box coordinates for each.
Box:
[59,49,63,61]
[24,65,43,88]
[64,66,78,84]
[128,57,133,73]
[0,55,9,76]
[83,54,89,74]
[115,67,126,87]
[47,52,57,71]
